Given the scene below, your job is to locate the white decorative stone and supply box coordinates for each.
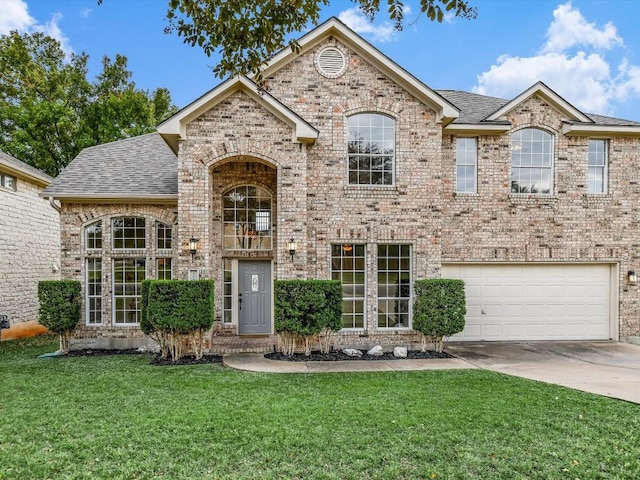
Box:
[343,348,363,357]
[393,347,408,358]
[367,345,384,356]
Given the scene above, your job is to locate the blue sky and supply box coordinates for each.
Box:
[3,0,640,121]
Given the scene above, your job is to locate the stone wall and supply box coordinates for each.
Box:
[0,173,59,325]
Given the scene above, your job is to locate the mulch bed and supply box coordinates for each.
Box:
[65,349,223,366]
[63,348,452,365]
[265,349,452,362]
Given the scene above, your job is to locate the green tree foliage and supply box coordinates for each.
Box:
[274,280,343,355]
[0,31,177,176]
[37,280,82,354]
[413,279,466,352]
[161,0,476,81]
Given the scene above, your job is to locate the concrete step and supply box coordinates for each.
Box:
[209,334,278,354]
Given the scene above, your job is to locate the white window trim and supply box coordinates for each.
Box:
[85,258,103,326]
[347,113,396,187]
[331,243,367,331]
[510,128,555,195]
[376,244,412,330]
[112,257,146,327]
[455,137,478,194]
[587,139,608,194]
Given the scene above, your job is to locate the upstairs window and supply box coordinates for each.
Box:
[85,221,102,250]
[112,217,146,249]
[511,128,553,194]
[588,139,608,194]
[456,137,477,193]
[156,221,172,250]
[347,113,395,186]
[223,185,272,250]
[0,172,16,191]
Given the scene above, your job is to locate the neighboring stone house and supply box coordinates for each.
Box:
[1,150,60,338]
[42,18,640,350]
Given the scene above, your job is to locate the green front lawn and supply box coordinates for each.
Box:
[1,336,639,479]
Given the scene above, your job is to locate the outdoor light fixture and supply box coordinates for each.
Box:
[628,270,638,284]
[189,237,199,259]
[286,238,297,261]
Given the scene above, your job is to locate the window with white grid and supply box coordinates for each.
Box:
[456,137,477,193]
[348,113,395,186]
[377,244,411,329]
[331,244,366,329]
[112,217,146,249]
[113,258,145,324]
[86,258,102,325]
[511,128,553,194]
[588,139,608,194]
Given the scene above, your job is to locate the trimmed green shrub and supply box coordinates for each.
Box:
[413,279,466,352]
[145,280,214,361]
[274,280,342,355]
[37,280,82,354]
[140,279,153,335]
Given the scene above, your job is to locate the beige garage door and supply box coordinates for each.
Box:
[441,264,613,341]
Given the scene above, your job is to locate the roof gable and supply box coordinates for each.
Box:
[261,17,459,124]
[485,81,593,123]
[158,76,319,153]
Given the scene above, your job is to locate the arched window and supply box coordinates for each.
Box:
[347,113,395,185]
[223,185,272,250]
[511,128,553,194]
[85,220,102,250]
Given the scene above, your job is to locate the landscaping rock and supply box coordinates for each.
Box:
[393,347,408,358]
[343,348,363,357]
[367,345,384,356]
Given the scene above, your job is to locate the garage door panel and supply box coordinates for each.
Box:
[443,264,612,341]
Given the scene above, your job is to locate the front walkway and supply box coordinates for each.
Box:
[223,341,640,404]
[223,353,474,373]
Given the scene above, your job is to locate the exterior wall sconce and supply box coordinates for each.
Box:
[189,237,199,259]
[628,270,638,284]
[286,238,297,261]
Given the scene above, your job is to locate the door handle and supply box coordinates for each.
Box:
[239,293,242,310]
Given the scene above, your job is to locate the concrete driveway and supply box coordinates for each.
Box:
[446,341,640,404]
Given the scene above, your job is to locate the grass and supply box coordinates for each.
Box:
[1,336,639,480]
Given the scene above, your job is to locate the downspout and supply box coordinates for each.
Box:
[48,196,61,212]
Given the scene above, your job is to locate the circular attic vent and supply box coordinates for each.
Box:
[316,47,346,78]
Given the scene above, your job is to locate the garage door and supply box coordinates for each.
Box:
[441,264,612,341]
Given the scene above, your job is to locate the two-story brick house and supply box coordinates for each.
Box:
[42,18,640,350]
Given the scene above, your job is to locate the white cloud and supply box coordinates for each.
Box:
[0,0,36,34]
[80,7,92,19]
[338,8,397,43]
[0,0,73,55]
[541,2,622,53]
[474,52,612,114]
[473,1,638,115]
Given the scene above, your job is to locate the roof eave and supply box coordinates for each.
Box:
[39,193,178,204]
[0,161,52,187]
[562,123,640,136]
[443,123,511,135]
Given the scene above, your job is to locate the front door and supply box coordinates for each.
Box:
[238,260,272,334]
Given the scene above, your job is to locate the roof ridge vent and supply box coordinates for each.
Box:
[316,46,346,78]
